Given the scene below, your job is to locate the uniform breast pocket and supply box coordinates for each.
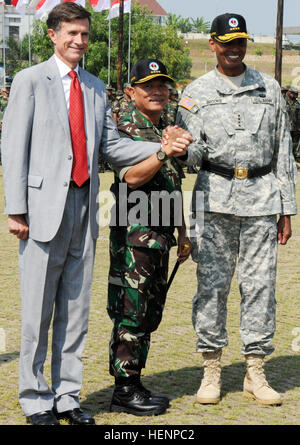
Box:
[246,105,266,135]
[202,103,235,144]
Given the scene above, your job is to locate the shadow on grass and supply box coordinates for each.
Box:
[0,351,19,366]
[81,355,300,416]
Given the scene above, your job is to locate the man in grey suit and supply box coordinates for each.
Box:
[1,3,191,425]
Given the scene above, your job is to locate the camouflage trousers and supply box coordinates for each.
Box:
[293,139,300,162]
[191,212,278,356]
[107,240,170,378]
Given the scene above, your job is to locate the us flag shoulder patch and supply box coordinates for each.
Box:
[179,97,197,111]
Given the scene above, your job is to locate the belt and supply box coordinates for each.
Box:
[201,160,272,180]
[69,178,90,189]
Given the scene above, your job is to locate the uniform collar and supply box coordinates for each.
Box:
[131,108,164,129]
[214,64,266,95]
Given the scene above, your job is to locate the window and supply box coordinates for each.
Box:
[9,26,19,40]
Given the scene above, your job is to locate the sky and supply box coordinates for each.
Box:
[159,0,300,41]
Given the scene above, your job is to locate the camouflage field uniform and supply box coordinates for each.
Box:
[111,95,134,123]
[118,98,135,122]
[285,98,300,161]
[176,66,298,356]
[108,108,184,377]
[162,99,178,126]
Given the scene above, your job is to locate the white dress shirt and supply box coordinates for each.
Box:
[54,54,90,172]
[54,54,80,111]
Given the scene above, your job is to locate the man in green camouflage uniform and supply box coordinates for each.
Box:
[162,87,179,126]
[112,84,135,123]
[108,59,192,416]
[285,86,300,162]
[177,14,298,406]
[0,88,9,164]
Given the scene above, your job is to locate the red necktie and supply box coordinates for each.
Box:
[68,70,89,187]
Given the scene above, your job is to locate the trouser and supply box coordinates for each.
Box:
[191,212,278,356]
[18,186,96,416]
[107,245,169,378]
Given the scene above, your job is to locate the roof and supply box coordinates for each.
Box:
[283,26,300,35]
[133,0,168,16]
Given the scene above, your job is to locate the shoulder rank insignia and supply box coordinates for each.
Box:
[179,97,197,111]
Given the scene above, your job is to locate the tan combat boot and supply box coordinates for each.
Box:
[243,354,282,405]
[196,349,222,404]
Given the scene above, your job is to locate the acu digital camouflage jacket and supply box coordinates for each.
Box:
[176,66,298,217]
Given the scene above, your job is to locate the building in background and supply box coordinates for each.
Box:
[0,1,33,48]
[133,0,168,25]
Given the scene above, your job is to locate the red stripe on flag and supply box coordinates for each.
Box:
[89,0,99,6]
[36,0,47,9]
[11,0,19,6]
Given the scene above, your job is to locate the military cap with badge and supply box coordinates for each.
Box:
[130,58,174,85]
[210,12,253,43]
[130,59,174,162]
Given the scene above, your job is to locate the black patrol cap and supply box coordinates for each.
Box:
[130,59,174,85]
[210,13,253,43]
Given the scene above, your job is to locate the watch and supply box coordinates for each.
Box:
[156,147,168,162]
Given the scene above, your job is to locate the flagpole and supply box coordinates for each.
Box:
[127,9,131,83]
[117,0,124,91]
[108,12,111,85]
[28,13,31,67]
[2,3,5,88]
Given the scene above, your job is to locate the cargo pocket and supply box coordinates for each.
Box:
[190,213,215,262]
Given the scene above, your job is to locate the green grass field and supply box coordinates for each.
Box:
[0,167,300,426]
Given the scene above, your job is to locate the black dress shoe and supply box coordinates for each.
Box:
[55,408,95,425]
[26,410,59,425]
[110,385,167,416]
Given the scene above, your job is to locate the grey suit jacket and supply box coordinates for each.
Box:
[1,55,159,242]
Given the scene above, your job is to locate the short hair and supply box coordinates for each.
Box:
[46,2,91,32]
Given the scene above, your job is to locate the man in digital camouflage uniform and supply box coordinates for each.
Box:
[107,59,193,416]
[284,86,300,162]
[176,13,298,406]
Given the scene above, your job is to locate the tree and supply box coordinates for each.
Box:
[27,4,192,84]
[2,35,31,76]
[191,17,210,34]
[166,13,183,29]
[178,17,192,34]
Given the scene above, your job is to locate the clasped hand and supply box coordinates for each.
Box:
[161,125,193,157]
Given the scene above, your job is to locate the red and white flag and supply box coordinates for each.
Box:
[35,0,86,20]
[35,0,60,19]
[11,0,30,15]
[63,0,86,7]
[89,0,110,12]
[106,0,131,20]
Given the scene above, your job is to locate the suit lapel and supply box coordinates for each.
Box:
[44,55,71,144]
[42,58,96,159]
[79,67,95,162]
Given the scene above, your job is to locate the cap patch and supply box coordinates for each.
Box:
[229,17,239,27]
[149,61,159,71]
[179,97,197,111]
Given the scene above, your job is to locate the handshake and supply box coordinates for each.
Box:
[161,125,193,158]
